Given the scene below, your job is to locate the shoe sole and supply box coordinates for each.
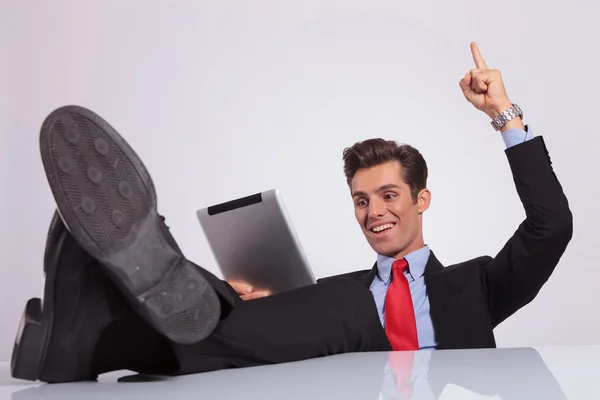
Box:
[39,105,220,345]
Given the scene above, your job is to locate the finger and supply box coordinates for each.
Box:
[459,72,471,91]
[470,42,488,70]
[229,281,253,295]
[471,74,488,93]
[240,291,269,301]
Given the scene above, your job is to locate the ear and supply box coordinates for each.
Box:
[416,188,431,214]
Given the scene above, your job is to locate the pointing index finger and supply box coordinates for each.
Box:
[470,42,488,69]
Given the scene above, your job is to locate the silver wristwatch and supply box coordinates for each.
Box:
[490,103,523,131]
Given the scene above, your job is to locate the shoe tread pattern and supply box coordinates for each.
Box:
[44,112,151,252]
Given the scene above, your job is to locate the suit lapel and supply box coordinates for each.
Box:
[359,262,378,288]
[422,251,447,348]
[425,251,466,350]
[424,250,444,275]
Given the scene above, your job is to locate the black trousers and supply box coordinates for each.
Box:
[169,278,392,375]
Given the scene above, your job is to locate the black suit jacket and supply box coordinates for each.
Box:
[318,136,573,350]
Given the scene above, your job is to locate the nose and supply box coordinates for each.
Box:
[368,198,386,218]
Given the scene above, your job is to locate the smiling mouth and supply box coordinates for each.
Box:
[371,223,396,233]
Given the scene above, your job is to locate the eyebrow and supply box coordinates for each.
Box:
[352,184,401,198]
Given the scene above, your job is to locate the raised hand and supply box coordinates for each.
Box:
[459,42,515,121]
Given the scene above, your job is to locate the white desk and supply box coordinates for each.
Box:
[1,345,598,399]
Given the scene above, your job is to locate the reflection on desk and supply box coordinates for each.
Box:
[2,345,598,400]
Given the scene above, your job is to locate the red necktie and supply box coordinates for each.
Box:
[384,259,419,351]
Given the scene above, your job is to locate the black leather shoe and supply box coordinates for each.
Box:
[11,212,177,383]
[39,105,222,345]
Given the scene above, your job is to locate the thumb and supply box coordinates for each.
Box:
[229,281,253,294]
[459,72,471,92]
[241,291,269,301]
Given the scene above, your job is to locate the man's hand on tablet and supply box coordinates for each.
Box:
[228,281,271,301]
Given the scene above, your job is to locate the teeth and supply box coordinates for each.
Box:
[372,223,394,232]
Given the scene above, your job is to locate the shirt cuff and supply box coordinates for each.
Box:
[502,125,534,149]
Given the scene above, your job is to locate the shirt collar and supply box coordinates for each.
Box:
[375,245,430,283]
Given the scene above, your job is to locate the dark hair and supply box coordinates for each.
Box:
[342,138,428,203]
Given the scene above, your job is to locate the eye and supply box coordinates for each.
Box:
[383,193,397,200]
[356,199,368,207]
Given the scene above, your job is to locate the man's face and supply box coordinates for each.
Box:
[350,161,430,259]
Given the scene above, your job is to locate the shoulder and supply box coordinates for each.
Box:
[432,255,493,279]
[427,255,494,293]
[446,255,493,271]
[317,269,371,284]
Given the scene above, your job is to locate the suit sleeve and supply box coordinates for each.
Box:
[316,269,372,284]
[482,136,573,327]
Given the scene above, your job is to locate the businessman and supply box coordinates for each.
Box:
[11,42,572,383]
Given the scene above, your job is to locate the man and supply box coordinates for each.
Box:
[237,42,573,351]
[10,42,571,383]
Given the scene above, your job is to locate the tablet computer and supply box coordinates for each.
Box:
[196,189,316,294]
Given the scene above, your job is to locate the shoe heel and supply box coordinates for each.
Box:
[141,259,221,344]
[11,298,45,381]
